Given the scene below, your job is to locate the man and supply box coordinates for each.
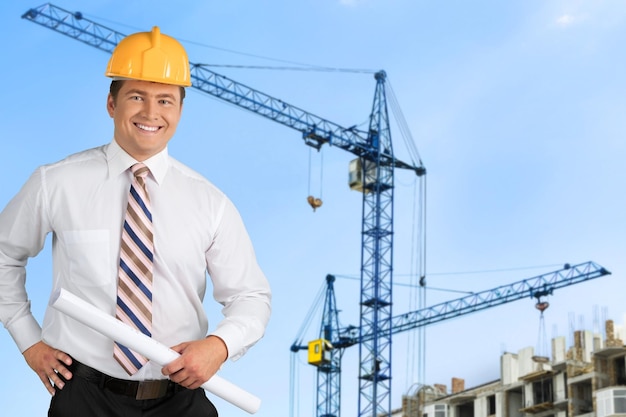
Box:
[0,27,271,416]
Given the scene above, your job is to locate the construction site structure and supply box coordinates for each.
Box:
[398,316,626,417]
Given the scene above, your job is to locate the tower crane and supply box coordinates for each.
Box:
[22,4,425,417]
[293,261,610,417]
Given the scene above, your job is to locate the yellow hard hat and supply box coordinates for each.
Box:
[105,26,191,87]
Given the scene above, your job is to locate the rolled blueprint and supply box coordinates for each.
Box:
[50,288,261,414]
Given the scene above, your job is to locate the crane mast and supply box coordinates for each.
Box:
[359,71,395,417]
[22,4,426,417]
[314,275,344,417]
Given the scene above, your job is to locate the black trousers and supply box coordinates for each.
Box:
[48,373,218,417]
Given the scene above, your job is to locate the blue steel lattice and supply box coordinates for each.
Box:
[317,275,342,417]
[358,71,395,417]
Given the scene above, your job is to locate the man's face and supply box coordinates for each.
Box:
[107,80,183,161]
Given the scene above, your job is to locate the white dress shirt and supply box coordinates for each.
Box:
[0,140,271,380]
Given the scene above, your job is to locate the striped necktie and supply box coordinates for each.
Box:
[114,163,154,375]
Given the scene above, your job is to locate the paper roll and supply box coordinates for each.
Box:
[50,288,261,414]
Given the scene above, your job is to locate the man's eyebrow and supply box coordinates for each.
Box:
[123,88,147,97]
[124,89,178,101]
[156,92,178,100]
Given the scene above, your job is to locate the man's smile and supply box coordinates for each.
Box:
[135,123,160,132]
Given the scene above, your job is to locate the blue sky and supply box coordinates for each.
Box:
[1,1,625,416]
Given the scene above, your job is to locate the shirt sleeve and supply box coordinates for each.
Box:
[205,197,271,361]
[0,168,50,352]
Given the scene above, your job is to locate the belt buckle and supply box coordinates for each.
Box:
[135,380,168,400]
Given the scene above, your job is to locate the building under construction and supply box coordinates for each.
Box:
[398,317,626,417]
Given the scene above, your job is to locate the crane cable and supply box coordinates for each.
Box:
[289,282,326,417]
[405,173,428,390]
[307,148,324,212]
[83,11,376,74]
[289,353,299,417]
[386,80,424,168]
[196,64,376,74]
[384,77,429,388]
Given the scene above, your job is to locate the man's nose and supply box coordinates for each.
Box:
[141,100,158,119]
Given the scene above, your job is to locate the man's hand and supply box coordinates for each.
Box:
[23,341,73,395]
[162,335,228,389]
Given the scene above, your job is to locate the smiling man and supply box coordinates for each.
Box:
[0,27,271,417]
[107,80,183,161]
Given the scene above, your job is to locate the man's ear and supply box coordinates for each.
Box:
[106,93,115,117]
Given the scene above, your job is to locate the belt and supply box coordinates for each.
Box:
[68,360,186,400]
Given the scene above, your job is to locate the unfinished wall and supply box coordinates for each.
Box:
[505,390,523,417]
[554,372,567,403]
[518,347,535,377]
[501,353,518,385]
[605,319,624,348]
[552,336,566,363]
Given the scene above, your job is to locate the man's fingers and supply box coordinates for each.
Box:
[23,342,74,395]
[53,363,72,381]
[162,357,184,377]
[38,372,56,396]
[54,376,66,391]
[49,350,72,382]
[187,379,203,390]
[174,373,199,389]
[56,350,73,366]
[42,367,66,393]
[169,342,189,354]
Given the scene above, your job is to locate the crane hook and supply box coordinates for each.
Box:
[535,300,549,313]
[307,195,323,212]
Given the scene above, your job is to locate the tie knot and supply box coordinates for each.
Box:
[131,163,150,179]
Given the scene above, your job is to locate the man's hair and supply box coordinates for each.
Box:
[109,80,186,103]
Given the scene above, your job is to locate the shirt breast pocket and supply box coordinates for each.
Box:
[60,230,112,287]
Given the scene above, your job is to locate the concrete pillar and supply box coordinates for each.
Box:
[552,336,566,363]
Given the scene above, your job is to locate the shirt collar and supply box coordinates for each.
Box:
[106,139,169,185]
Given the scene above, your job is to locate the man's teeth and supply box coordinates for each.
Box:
[136,123,159,132]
